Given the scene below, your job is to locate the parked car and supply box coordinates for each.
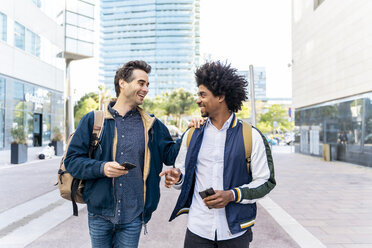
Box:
[284,132,295,145]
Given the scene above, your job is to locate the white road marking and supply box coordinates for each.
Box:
[259,197,326,248]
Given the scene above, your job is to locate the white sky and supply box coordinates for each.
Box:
[70,0,292,100]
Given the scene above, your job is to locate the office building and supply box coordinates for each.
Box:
[239,67,266,100]
[292,0,372,166]
[100,0,200,97]
[0,0,66,149]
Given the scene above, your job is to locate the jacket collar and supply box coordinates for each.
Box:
[104,101,155,127]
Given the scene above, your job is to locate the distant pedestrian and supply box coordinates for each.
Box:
[160,61,276,247]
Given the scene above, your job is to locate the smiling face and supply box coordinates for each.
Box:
[196,84,223,118]
[119,69,149,106]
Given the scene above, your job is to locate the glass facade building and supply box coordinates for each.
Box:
[0,0,65,150]
[0,74,64,149]
[100,0,200,97]
[295,92,372,167]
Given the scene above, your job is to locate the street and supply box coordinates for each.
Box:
[1,146,371,247]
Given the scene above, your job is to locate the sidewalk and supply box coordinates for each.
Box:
[269,146,372,248]
[0,146,61,168]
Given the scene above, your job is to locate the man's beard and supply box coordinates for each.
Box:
[201,111,209,118]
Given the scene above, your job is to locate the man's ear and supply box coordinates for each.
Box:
[119,79,126,88]
[218,95,225,103]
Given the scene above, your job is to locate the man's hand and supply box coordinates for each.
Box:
[203,190,235,209]
[159,168,181,188]
[188,117,206,129]
[104,162,129,178]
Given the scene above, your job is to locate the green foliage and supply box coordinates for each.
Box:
[74,93,99,128]
[258,104,293,133]
[52,127,63,142]
[11,126,27,144]
[142,88,197,129]
[236,102,251,119]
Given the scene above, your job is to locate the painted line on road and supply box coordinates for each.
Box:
[0,201,76,248]
[259,197,326,248]
[0,190,61,231]
[0,189,85,247]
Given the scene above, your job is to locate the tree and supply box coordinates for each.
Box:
[258,104,293,134]
[165,89,197,129]
[74,93,99,128]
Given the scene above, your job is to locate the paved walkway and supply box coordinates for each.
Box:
[0,146,61,168]
[269,147,372,248]
[3,145,372,247]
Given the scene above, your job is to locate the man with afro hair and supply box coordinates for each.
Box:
[161,61,276,247]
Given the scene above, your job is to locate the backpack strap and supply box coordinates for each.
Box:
[88,110,105,157]
[242,121,253,172]
[93,110,105,144]
[186,127,196,149]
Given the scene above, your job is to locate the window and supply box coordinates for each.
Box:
[0,77,5,148]
[25,29,40,57]
[364,96,372,151]
[14,22,25,50]
[0,12,6,42]
[31,0,42,8]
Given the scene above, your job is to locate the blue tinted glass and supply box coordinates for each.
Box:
[0,12,6,41]
[14,22,25,50]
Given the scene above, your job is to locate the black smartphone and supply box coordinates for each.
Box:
[199,187,216,199]
[120,162,137,170]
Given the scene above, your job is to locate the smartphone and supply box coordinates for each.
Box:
[120,162,137,170]
[199,187,216,199]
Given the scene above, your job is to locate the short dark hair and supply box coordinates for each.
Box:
[195,61,248,112]
[114,60,151,97]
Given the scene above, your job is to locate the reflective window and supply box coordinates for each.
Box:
[31,0,42,8]
[25,29,40,57]
[364,96,372,151]
[25,112,34,146]
[13,110,24,128]
[0,12,6,42]
[42,114,51,145]
[14,22,25,50]
[13,82,24,111]
[24,84,34,112]
[0,77,5,108]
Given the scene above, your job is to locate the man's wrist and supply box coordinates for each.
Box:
[175,173,183,185]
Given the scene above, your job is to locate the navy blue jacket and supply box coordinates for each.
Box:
[169,114,275,234]
[64,106,181,223]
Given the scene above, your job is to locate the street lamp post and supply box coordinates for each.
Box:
[249,65,256,126]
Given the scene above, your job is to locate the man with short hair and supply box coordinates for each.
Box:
[65,60,183,248]
[160,61,276,247]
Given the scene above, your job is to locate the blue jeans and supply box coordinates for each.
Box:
[88,213,142,248]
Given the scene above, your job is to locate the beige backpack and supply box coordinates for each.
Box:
[186,121,253,171]
[57,110,105,216]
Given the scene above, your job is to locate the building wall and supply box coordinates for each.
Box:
[100,0,200,97]
[292,0,372,109]
[0,0,65,149]
[0,0,64,92]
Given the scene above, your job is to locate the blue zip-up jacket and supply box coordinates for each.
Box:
[169,114,276,234]
[64,105,181,223]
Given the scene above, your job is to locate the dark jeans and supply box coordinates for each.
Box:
[88,213,142,248]
[184,228,253,248]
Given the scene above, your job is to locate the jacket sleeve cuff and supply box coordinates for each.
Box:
[232,187,242,203]
[100,162,106,176]
[175,173,183,185]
